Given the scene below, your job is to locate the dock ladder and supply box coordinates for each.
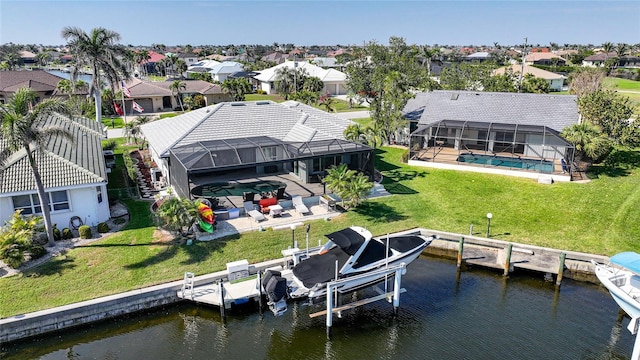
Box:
[182,272,195,300]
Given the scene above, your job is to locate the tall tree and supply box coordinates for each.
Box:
[61,26,131,123]
[561,122,612,162]
[568,67,606,98]
[578,89,638,146]
[170,80,186,111]
[221,78,253,101]
[0,88,71,246]
[274,67,295,100]
[346,37,426,146]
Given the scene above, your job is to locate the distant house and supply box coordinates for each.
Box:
[261,52,292,64]
[582,52,617,67]
[405,91,578,182]
[177,53,199,66]
[206,61,244,82]
[464,52,492,62]
[582,53,640,68]
[0,114,110,227]
[310,57,346,71]
[19,50,37,64]
[120,78,232,113]
[0,70,87,104]
[492,64,566,92]
[139,101,374,199]
[524,52,566,66]
[138,51,166,75]
[254,61,348,95]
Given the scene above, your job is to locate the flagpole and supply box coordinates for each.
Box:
[120,80,127,125]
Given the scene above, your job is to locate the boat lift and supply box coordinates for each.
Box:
[308,263,408,339]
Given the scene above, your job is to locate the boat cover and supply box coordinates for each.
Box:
[292,247,350,288]
[610,252,640,274]
[325,228,366,256]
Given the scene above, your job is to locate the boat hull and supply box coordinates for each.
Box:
[594,264,640,319]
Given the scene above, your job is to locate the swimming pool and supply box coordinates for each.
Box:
[457,153,555,174]
[191,180,286,198]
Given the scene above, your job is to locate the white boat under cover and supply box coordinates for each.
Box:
[594,252,640,328]
[264,226,433,304]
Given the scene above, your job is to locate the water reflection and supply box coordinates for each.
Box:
[1,255,635,360]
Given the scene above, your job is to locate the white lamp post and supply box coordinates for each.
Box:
[486,213,493,238]
[290,224,297,248]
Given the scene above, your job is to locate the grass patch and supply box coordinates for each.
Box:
[101,117,125,129]
[158,113,179,119]
[351,117,372,126]
[605,77,640,91]
[1,146,639,317]
[244,94,285,102]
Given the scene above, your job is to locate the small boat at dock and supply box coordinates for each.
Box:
[262,226,434,314]
[593,252,640,322]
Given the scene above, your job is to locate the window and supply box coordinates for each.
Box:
[97,186,103,203]
[262,146,278,161]
[12,191,69,215]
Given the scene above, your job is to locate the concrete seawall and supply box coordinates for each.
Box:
[0,228,610,344]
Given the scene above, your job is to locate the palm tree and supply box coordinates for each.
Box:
[135,49,151,77]
[615,43,628,58]
[221,78,253,101]
[274,67,295,100]
[561,122,612,162]
[0,88,71,246]
[61,26,131,123]
[174,59,187,79]
[170,80,186,111]
[344,123,366,143]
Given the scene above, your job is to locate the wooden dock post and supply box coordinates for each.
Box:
[503,244,513,276]
[457,237,465,269]
[556,252,566,287]
[218,280,226,322]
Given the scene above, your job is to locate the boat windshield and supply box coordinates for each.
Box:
[319,240,335,255]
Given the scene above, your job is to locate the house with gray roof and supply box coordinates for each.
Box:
[140,100,373,199]
[121,78,232,113]
[405,91,579,182]
[0,113,110,228]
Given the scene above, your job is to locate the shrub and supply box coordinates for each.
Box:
[28,245,46,259]
[0,210,42,268]
[62,228,74,240]
[401,149,409,163]
[102,140,117,151]
[97,222,109,233]
[113,217,127,225]
[53,224,61,241]
[256,89,267,95]
[78,225,92,239]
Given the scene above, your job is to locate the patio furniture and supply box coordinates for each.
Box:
[243,192,255,202]
[292,196,310,215]
[244,201,265,222]
[269,204,283,217]
[273,186,286,200]
[259,197,278,214]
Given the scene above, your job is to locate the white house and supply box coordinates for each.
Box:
[0,114,110,228]
[206,61,244,82]
[492,64,566,92]
[254,61,348,95]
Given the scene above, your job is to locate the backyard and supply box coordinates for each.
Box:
[1,145,639,317]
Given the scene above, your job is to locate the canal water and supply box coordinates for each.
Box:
[46,69,93,84]
[2,256,634,359]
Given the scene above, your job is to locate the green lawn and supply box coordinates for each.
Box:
[1,146,639,317]
[101,116,125,129]
[604,77,640,91]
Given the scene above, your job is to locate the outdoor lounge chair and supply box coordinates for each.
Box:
[244,201,265,222]
[292,196,310,215]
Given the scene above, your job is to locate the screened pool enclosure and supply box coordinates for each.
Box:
[409,120,575,176]
[168,136,374,199]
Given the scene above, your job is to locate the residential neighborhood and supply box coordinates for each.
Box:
[1,1,640,356]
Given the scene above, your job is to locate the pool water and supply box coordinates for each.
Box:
[457,153,555,174]
[191,180,286,198]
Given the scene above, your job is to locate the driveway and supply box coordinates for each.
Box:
[333,110,370,120]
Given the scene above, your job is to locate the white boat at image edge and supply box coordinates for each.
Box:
[593,252,640,332]
[262,226,435,316]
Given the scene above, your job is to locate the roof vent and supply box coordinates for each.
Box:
[256,101,270,105]
[450,93,459,100]
[230,102,245,106]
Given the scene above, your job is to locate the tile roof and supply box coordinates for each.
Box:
[0,70,65,93]
[525,53,566,62]
[0,113,107,194]
[140,101,352,157]
[492,64,566,80]
[254,61,346,82]
[404,90,579,132]
[123,78,224,96]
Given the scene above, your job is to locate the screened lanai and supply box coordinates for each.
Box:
[168,136,374,199]
[409,120,575,176]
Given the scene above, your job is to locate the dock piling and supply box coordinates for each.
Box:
[503,244,513,276]
[257,271,263,314]
[556,252,566,287]
[457,237,465,269]
[218,280,226,322]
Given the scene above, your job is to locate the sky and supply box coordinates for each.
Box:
[1,0,639,47]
